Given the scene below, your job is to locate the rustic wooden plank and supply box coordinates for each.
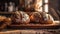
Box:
[8,21,60,29]
[0,29,60,34]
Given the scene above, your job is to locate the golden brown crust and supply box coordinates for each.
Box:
[0,16,11,31]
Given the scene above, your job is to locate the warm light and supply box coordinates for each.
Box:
[44,0,48,13]
[45,0,48,3]
[44,4,48,13]
[35,0,43,12]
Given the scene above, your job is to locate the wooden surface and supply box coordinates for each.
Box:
[9,24,59,29]
[0,29,60,34]
[0,21,59,34]
[8,21,60,29]
[0,12,15,14]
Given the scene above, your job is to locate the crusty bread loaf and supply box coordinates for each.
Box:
[11,11,30,24]
[30,12,42,23]
[30,12,54,24]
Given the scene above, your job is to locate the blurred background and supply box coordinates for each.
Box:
[0,0,60,20]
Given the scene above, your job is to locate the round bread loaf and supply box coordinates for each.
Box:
[11,11,30,24]
[30,12,54,24]
[30,12,42,23]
